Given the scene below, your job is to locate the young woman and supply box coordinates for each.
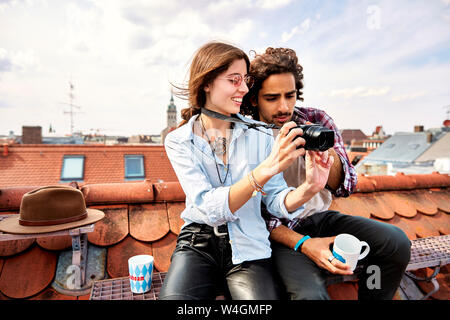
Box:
[158,42,334,300]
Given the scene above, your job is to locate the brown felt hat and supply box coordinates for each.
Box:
[0,185,104,234]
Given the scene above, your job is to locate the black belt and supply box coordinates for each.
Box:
[184,223,228,238]
[214,225,228,237]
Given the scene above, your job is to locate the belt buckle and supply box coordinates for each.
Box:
[213,225,227,237]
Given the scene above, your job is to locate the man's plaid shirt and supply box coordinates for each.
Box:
[264,106,358,232]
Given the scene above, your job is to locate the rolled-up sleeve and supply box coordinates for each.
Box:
[165,136,237,226]
[260,132,306,221]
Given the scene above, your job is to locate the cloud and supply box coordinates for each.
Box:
[256,0,293,10]
[329,86,391,99]
[0,48,13,72]
[0,48,40,72]
[391,90,428,102]
[281,18,312,42]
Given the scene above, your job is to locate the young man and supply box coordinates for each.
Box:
[241,47,411,300]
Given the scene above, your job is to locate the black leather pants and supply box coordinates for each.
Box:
[159,223,282,300]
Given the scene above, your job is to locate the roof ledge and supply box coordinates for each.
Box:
[356,172,450,192]
[81,180,154,205]
[153,182,185,202]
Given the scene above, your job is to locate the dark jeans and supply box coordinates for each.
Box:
[272,210,411,300]
[159,223,282,300]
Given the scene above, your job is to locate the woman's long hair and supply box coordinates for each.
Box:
[174,41,250,127]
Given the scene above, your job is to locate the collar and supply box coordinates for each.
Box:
[176,113,253,143]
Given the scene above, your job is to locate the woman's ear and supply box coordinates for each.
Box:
[204,83,210,93]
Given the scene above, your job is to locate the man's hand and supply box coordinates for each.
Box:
[304,150,334,194]
[301,236,353,275]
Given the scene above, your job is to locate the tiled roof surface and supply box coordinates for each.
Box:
[0,144,178,187]
[340,129,367,145]
[0,173,449,300]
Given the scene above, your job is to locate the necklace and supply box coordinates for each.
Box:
[200,115,228,156]
[199,115,231,186]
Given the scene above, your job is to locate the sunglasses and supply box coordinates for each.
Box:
[218,74,254,89]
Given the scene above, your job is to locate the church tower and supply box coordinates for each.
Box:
[161,93,178,144]
[167,93,177,128]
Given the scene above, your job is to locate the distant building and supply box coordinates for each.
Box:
[161,94,178,144]
[340,129,367,147]
[356,125,450,175]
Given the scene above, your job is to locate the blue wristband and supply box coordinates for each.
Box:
[294,235,311,251]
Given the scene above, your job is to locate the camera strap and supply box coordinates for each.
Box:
[200,108,280,136]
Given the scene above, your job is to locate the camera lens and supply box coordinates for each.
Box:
[291,125,335,151]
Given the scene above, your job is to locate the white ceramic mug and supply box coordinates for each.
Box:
[128,255,153,293]
[332,233,370,271]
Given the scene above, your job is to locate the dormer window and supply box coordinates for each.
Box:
[125,155,145,180]
[61,155,85,181]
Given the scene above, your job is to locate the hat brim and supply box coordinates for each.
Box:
[0,209,105,235]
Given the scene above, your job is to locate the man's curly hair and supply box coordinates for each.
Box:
[240,47,304,120]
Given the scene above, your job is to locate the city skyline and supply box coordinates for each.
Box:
[1,0,449,137]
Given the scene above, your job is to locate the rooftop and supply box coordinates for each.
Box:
[0,172,449,300]
[0,144,178,187]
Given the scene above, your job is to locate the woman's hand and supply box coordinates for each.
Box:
[260,121,306,176]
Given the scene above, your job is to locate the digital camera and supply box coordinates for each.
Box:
[290,124,335,151]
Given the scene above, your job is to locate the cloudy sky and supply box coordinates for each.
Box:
[1,0,449,137]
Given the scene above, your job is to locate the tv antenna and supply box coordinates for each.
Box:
[60,81,83,135]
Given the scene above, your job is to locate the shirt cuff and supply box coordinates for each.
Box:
[206,186,237,226]
[273,186,305,220]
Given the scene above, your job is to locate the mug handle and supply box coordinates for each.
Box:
[358,241,370,260]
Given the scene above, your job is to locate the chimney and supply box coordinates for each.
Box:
[414,125,424,132]
[22,126,42,144]
[2,144,8,156]
[426,132,433,143]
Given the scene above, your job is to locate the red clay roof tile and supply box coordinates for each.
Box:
[363,193,395,220]
[326,281,358,300]
[0,238,35,257]
[81,180,154,205]
[87,205,128,246]
[355,174,376,193]
[423,211,450,235]
[0,187,39,211]
[0,144,178,188]
[153,182,185,201]
[368,173,416,191]
[424,190,450,213]
[151,232,177,272]
[167,203,185,235]
[36,235,72,251]
[129,203,170,242]
[377,215,417,240]
[329,194,371,219]
[106,235,153,278]
[30,287,78,300]
[0,172,449,300]
[378,192,417,218]
[411,267,450,300]
[410,172,450,189]
[407,190,438,216]
[0,245,57,298]
[407,214,441,238]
